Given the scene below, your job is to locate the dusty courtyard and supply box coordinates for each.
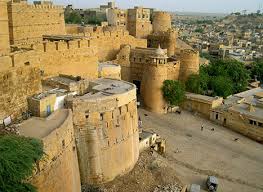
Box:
[139,108,263,192]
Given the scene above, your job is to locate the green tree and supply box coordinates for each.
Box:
[211,76,234,98]
[186,70,209,95]
[0,135,44,192]
[251,59,263,82]
[162,80,185,106]
[194,28,204,33]
[65,11,82,24]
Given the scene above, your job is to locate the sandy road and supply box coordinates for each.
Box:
[139,108,263,192]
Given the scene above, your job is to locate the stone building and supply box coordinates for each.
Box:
[210,87,263,143]
[115,45,199,113]
[65,78,139,184]
[182,93,223,118]
[107,8,127,29]
[127,6,153,38]
[28,93,56,118]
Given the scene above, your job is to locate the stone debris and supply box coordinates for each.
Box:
[153,184,183,192]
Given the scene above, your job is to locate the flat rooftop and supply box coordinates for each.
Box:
[44,75,81,86]
[98,62,120,71]
[229,103,263,121]
[78,78,135,100]
[234,87,263,98]
[19,109,69,139]
[186,92,222,104]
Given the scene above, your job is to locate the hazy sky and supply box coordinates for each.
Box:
[48,0,263,13]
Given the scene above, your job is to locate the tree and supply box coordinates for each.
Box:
[0,135,44,192]
[251,59,263,82]
[162,80,185,106]
[194,28,204,33]
[185,58,250,98]
[186,70,209,95]
[211,76,234,98]
[65,11,82,24]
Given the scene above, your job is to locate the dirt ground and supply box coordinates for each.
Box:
[138,108,263,192]
[83,150,183,192]
[83,108,263,192]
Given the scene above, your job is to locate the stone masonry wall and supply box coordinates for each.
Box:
[0,0,10,55]
[66,86,139,184]
[34,40,98,79]
[7,1,66,45]
[0,52,42,120]
[29,109,81,192]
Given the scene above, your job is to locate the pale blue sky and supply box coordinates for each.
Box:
[45,0,263,13]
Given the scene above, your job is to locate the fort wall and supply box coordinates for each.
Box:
[179,49,200,82]
[32,30,146,79]
[23,109,81,192]
[0,50,42,120]
[66,81,139,184]
[7,0,66,45]
[90,30,147,61]
[115,45,132,82]
[33,40,99,79]
[147,29,178,57]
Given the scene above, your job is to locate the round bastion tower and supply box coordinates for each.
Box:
[152,11,172,33]
[141,46,169,114]
[166,29,177,57]
[179,49,200,82]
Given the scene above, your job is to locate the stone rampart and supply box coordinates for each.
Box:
[7,0,66,45]
[21,109,81,192]
[0,50,41,120]
[66,79,139,184]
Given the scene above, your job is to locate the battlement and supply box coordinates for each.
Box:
[33,40,92,52]
[8,0,64,10]
[0,48,38,72]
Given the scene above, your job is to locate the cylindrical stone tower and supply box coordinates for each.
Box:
[0,0,10,55]
[179,49,200,82]
[141,47,168,113]
[167,29,177,57]
[152,11,172,33]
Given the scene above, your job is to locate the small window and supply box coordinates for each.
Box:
[100,113,103,120]
[85,114,89,119]
[88,40,90,47]
[216,113,219,120]
[78,41,80,48]
[43,43,46,52]
[62,140,65,148]
[258,122,263,127]
[24,62,30,66]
